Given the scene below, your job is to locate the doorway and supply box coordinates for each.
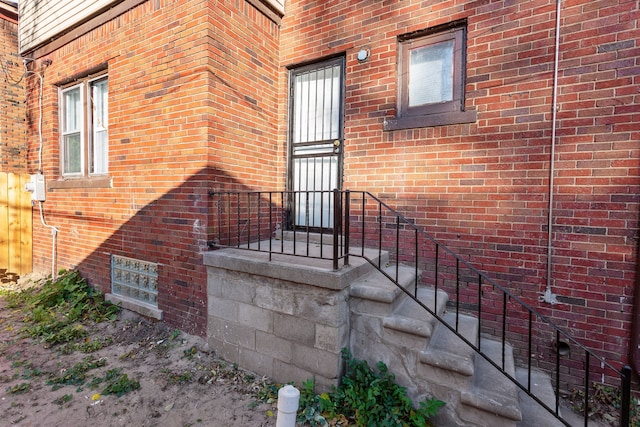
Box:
[288,57,345,229]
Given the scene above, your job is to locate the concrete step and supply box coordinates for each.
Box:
[516,368,565,427]
[420,312,478,378]
[383,287,448,338]
[459,337,522,427]
[380,287,448,349]
[350,264,417,316]
[209,233,387,291]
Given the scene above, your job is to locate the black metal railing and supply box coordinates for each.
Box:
[210,189,632,426]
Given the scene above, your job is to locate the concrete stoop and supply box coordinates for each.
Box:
[205,239,564,427]
[348,263,563,427]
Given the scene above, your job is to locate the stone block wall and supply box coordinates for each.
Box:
[205,250,352,389]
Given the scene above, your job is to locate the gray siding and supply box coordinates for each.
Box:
[266,0,284,13]
[19,0,121,53]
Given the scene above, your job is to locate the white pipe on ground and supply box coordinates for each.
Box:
[276,385,300,427]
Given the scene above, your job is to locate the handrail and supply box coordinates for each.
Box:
[210,189,632,426]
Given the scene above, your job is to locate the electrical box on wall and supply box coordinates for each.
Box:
[25,173,46,202]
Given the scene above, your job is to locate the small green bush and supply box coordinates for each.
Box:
[297,348,444,427]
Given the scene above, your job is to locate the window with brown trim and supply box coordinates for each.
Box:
[50,71,111,189]
[384,23,476,131]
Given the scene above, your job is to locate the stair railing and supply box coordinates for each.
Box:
[344,189,632,427]
[210,189,632,426]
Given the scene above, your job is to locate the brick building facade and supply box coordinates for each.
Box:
[18,0,640,385]
[278,0,640,374]
[0,1,23,173]
[23,0,281,335]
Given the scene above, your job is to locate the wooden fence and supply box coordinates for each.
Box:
[0,172,32,276]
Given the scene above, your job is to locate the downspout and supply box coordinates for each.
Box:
[542,0,562,305]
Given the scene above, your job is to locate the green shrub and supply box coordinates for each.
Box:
[296,348,444,427]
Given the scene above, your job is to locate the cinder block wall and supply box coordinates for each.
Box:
[279,0,639,378]
[205,252,351,390]
[25,0,281,335]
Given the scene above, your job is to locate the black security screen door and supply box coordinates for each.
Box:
[288,57,345,229]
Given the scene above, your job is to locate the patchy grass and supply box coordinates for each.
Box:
[2,271,143,400]
[0,271,277,427]
[8,270,119,347]
[47,356,108,390]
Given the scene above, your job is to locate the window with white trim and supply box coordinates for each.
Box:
[60,74,108,177]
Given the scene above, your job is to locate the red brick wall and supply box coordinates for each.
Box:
[26,0,280,335]
[280,0,639,377]
[23,0,639,382]
[0,15,25,173]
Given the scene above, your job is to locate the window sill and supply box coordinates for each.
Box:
[48,176,112,190]
[105,293,163,320]
[383,110,477,131]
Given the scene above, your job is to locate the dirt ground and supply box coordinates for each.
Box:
[0,272,627,427]
[0,275,278,427]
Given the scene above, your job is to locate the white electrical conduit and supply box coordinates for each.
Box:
[24,60,59,279]
[543,0,562,304]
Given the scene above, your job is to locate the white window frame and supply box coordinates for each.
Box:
[90,76,108,175]
[61,84,84,177]
[59,74,108,178]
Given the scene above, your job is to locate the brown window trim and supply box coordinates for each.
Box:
[383,110,477,131]
[386,22,475,131]
[48,176,112,190]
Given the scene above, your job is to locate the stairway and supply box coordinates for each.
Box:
[348,262,566,427]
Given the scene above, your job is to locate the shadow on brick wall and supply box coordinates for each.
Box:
[72,167,277,336]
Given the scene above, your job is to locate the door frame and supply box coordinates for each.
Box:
[286,56,346,230]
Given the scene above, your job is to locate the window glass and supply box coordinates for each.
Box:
[62,86,82,175]
[64,87,81,132]
[292,64,341,144]
[91,78,108,175]
[409,39,454,106]
[63,134,82,174]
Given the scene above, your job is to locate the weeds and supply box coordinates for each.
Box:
[98,369,141,397]
[183,345,198,359]
[47,356,108,390]
[568,382,639,426]
[6,382,31,394]
[12,270,119,347]
[281,348,445,427]
[1,271,141,399]
[164,370,193,385]
[53,394,73,406]
[60,336,114,354]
